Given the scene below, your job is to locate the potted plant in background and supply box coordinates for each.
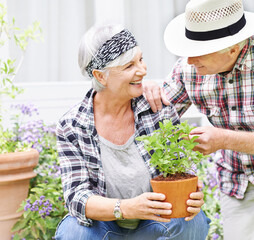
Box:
[137,119,207,218]
[0,2,42,239]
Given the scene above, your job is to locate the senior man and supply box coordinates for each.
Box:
[144,0,254,239]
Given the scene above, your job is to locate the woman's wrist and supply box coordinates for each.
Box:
[120,199,132,219]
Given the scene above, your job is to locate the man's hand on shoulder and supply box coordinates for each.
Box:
[143,80,171,112]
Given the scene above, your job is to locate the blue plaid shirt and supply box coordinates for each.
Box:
[57,89,179,226]
[164,36,254,199]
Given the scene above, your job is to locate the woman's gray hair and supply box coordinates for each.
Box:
[78,24,138,92]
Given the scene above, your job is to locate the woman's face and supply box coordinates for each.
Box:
[104,47,147,100]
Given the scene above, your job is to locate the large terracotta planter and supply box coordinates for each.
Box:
[150,175,198,218]
[0,149,39,240]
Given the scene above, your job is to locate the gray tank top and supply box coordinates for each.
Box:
[99,134,151,229]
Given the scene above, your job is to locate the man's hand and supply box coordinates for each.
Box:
[189,126,224,155]
[190,126,254,155]
[143,81,170,112]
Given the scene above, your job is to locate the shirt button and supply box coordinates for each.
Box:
[231,106,237,111]
[228,79,233,84]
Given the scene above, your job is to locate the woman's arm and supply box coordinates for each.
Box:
[57,122,97,224]
[86,193,172,222]
[86,185,204,222]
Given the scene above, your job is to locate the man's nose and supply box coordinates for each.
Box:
[187,57,199,65]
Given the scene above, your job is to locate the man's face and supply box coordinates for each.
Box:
[187,51,234,75]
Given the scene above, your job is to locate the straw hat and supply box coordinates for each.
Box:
[164,0,254,57]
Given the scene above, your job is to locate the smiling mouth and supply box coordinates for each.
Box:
[130,80,142,85]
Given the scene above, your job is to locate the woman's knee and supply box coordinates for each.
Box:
[55,216,86,240]
[55,216,122,240]
[163,211,210,239]
[177,211,210,239]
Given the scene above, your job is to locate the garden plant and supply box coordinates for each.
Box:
[0,0,42,153]
[136,119,206,178]
[137,119,223,238]
[136,119,208,218]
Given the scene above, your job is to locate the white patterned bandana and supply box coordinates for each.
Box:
[85,29,138,78]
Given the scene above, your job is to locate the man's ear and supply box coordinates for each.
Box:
[92,69,107,86]
[229,44,240,57]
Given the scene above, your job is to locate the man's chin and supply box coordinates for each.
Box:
[195,68,208,76]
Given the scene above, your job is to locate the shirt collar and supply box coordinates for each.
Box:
[73,88,97,136]
[132,95,152,123]
[73,89,151,135]
[233,36,253,71]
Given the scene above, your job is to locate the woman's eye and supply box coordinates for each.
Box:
[140,57,143,62]
[125,63,133,69]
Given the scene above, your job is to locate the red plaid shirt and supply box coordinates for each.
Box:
[163,36,254,199]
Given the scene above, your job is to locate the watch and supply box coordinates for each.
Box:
[113,199,124,220]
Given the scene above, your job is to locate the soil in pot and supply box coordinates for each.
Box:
[150,173,198,219]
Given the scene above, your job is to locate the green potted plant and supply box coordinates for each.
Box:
[136,119,207,218]
[0,2,42,239]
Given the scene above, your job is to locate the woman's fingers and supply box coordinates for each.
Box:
[197,180,203,191]
[187,199,204,208]
[184,189,204,221]
[148,199,172,210]
[145,192,166,201]
[189,191,204,200]
[149,214,171,223]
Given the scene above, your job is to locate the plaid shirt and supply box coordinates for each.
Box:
[163,36,254,199]
[57,89,179,226]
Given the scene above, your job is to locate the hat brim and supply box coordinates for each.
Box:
[164,11,254,57]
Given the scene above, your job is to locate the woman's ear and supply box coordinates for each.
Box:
[92,69,107,86]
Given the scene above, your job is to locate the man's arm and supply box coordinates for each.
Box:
[190,126,254,155]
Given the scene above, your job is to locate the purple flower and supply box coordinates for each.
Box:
[24,197,54,219]
[40,195,45,200]
[212,233,219,239]
[24,203,31,211]
[12,103,39,116]
[43,200,50,206]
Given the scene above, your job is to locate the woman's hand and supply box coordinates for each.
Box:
[185,181,205,221]
[121,192,172,222]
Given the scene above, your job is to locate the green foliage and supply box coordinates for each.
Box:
[0,126,31,153]
[0,0,43,109]
[0,0,43,153]
[197,156,223,240]
[136,119,207,176]
[11,134,68,240]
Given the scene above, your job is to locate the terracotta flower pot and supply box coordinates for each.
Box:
[0,148,39,240]
[150,175,198,218]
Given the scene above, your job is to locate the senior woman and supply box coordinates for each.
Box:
[55,24,210,240]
